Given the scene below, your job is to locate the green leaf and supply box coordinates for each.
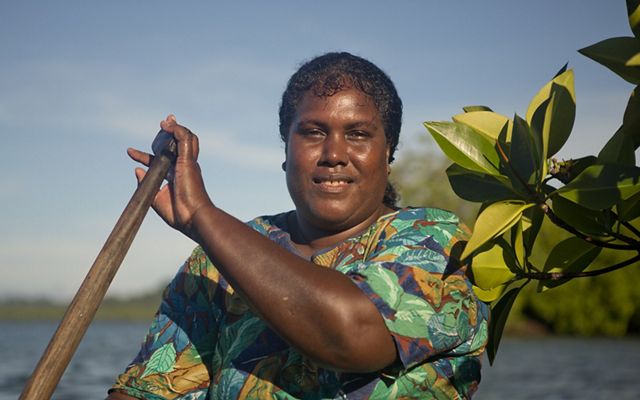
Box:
[554,63,569,78]
[537,237,602,291]
[529,96,551,162]
[598,125,636,166]
[618,190,640,221]
[552,194,612,236]
[424,121,501,175]
[463,105,493,113]
[471,242,518,290]
[554,164,640,210]
[511,219,525,270]
[509,114,541,184]
[542,237,600,273]
[487,285,524,365]
[522,206,544,255]
[527,69,575,158]
[552,156,598,185]
[623,86,640,149]
[628,0,640,39]
[579,37,640,84]
[544,83,576,157]
[472,284,507,303]
[526,69,575,131]
[140,343,176,378]
[462,201,534,261]
[446,164,518,203]
[452,111,511,142]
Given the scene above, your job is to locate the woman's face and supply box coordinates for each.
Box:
[285,88,390,232]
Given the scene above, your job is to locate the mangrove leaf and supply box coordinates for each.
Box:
[579,37,640,84]
[424,121,501,175]
[471,242,518,290]
[623,85,640,148]
[462,105,493,113]
[537,237,602,291]
[487,285,524,365]
[552,195,613,236]
[446,164,518,203]
[628,0,640,39]
[598,125,636,166]
[452,111,511,142]
[510,114,541,185]
[462,201,534,261]
[554,164,640,210]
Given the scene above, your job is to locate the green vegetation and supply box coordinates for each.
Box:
[0,287,163,321]
[394,142,640,338]
[406,0,640,363]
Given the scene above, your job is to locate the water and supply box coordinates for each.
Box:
[1,321,639,399]
[1,321,147,400]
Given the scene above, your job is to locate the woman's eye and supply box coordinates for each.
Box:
[347,130,369,139]
[303,129,324,137]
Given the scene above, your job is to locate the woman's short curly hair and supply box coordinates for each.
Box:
[278,52,403,164]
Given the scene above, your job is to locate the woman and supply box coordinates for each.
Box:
[108,52,488,399]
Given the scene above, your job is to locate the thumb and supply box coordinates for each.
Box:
[134,167,147,184]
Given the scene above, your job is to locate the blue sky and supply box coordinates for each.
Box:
[0,1,632,300]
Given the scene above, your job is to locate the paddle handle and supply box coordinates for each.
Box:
[20,137,176,400]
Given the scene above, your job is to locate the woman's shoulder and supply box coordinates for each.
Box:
[374,206,470,245]
[245,212,292,234]
[381,206,464,228]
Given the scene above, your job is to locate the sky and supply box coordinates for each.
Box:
[0,1,633,301]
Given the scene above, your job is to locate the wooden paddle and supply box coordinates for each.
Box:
[20,132,177,400]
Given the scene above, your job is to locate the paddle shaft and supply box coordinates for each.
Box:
[20,141,176,400]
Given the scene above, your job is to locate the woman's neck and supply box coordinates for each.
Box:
[289,206,395,258]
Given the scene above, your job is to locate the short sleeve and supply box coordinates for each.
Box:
[110,247,227,399]
[340,208,488,369]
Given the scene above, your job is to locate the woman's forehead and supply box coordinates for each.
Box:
[296,89,378,116]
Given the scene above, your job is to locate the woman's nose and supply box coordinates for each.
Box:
[319,133,348,166]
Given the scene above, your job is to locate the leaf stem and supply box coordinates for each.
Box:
[622,220,640,238]
[523,254,640,280]
[495,141,538,199]
[542,204,638,250]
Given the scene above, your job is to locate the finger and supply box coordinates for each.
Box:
[159,115,199,161]
[159,114,177,131]
[136,165,173,220]
[191,133,200,159]
[151,183,176,226]
[128,148,154,167]
[134,167,146,184]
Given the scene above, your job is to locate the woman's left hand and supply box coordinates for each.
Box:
[128,115,213,240]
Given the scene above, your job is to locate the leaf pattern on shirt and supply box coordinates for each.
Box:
[141,343,176,379]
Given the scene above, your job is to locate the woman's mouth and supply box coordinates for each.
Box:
[313,174,354,191]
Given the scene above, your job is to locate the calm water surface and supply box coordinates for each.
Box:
[1,321,639,399]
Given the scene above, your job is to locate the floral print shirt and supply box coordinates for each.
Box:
[110,207,489,399]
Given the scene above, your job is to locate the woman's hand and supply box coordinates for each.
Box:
[128,115,213,240]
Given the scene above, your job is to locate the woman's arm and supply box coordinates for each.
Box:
[129,116,396,373]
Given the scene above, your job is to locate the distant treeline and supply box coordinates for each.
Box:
[0,286,164,321]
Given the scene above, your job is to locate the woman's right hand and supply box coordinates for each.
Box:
[128,115,214,241]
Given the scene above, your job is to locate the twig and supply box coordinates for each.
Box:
[622,220,640,238]
[542,204,638,250]
[523,254,640,280]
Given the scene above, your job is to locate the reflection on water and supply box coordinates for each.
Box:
[476,337,640,399]
[1,321,148,400]
[1,321,639,399]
